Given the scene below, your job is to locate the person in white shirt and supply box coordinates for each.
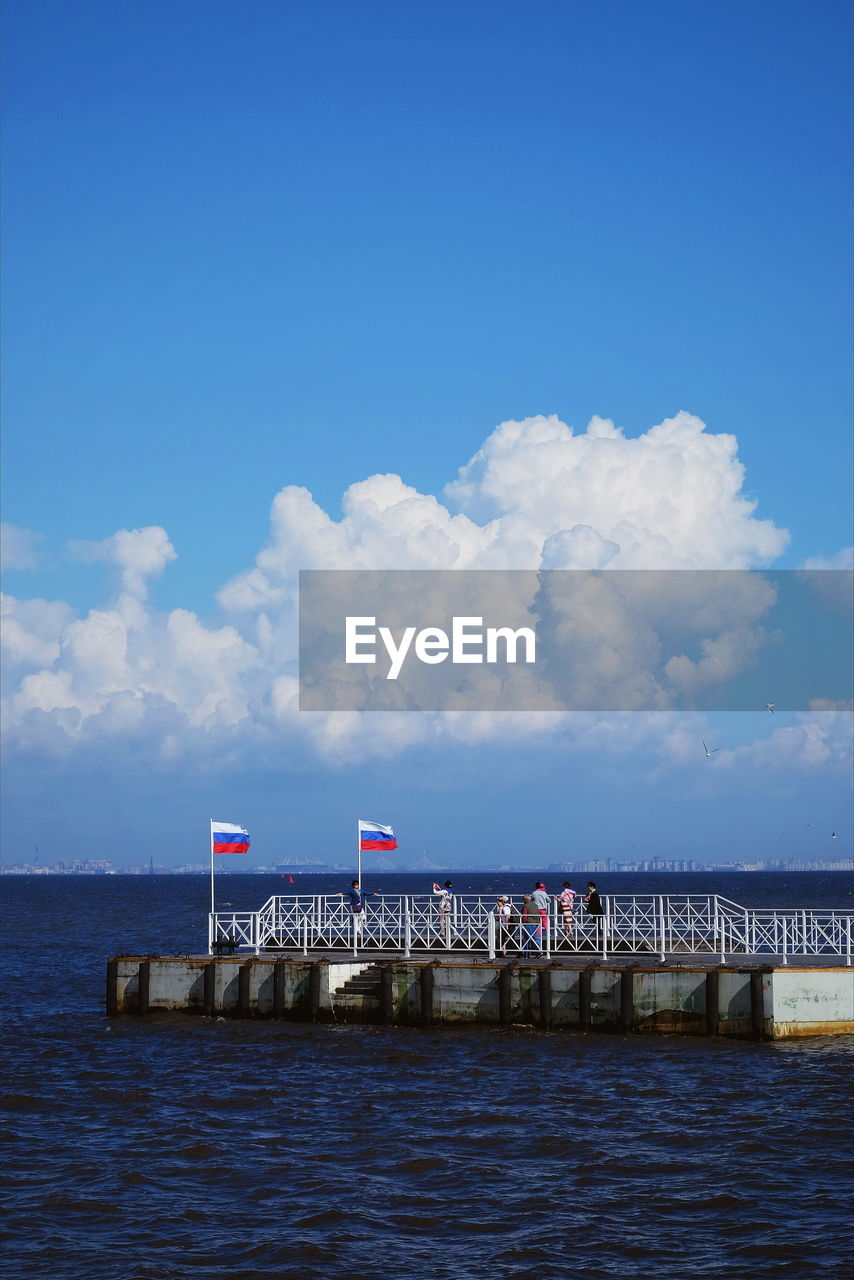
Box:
[495,895,513,954]
[432,880,453,945]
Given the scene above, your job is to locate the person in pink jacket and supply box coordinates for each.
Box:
[531,882,550,937]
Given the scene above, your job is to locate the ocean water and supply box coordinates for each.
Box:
[2,873,853,1280]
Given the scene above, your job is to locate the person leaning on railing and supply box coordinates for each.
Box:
[336,880,381,930]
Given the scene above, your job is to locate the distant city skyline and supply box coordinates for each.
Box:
[3,856,852,876]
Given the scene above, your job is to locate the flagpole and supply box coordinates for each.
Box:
[357,819,362,888]
[210,820,215,920]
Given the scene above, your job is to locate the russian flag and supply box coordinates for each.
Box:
[358,819,397,852]
[211,820,250,854]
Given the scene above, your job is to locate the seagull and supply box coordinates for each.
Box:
[832,832,838,839]
[765,703,775,713]
[702,741,720,758]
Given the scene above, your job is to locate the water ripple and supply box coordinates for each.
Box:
[2,875,854,1279]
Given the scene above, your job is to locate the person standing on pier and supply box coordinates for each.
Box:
[556,882,577,933]
[521,893,541,954]
[531,882,550,940]
[337,880,380,936]
[432,880,454,946]
[495,895,513,954]
[583,881,604,947]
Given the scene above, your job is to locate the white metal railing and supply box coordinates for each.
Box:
[208,893,853,965]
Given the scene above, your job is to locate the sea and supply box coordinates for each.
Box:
[2,871,853,1280]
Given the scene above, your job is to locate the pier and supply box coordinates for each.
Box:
[107,893,854,1038]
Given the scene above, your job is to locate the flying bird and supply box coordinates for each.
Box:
[703,741,720,758]
[765,703,775,713]
[831,832,838,839]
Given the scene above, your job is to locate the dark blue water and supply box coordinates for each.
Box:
[2,874,853,1280]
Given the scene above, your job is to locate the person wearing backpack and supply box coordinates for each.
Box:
[520,894,541,955]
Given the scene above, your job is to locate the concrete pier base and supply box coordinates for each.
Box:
[107,955,854,1038]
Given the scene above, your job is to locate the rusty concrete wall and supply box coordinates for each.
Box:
[107,956,854,1038]
[770,967,854,1037]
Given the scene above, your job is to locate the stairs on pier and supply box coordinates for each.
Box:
[333,963,384,1002]
[332,962,384,1013]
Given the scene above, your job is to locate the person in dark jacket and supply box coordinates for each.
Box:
[583,881,604,947]
[337,880,380,936]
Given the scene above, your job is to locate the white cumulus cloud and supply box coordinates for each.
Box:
[1,524,43,571]
[4,411,848,773]
[801,547,854,570]
[219,411,789,615]
[444,412,788,568]
[68,526,177,600]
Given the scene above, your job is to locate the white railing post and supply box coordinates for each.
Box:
[717,900,726,965]
[488,912,495,960]
[302,914,308,957]
[254,911,260,956]
[658,895,666,963]
[208,912,214,956]
[781,915,788,965]
[404,907,411,959]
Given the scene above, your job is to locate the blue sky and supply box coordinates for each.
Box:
[1,0,851,869]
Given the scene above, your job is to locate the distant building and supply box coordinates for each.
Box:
[54,858,114,874]
[275,858,335,874]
